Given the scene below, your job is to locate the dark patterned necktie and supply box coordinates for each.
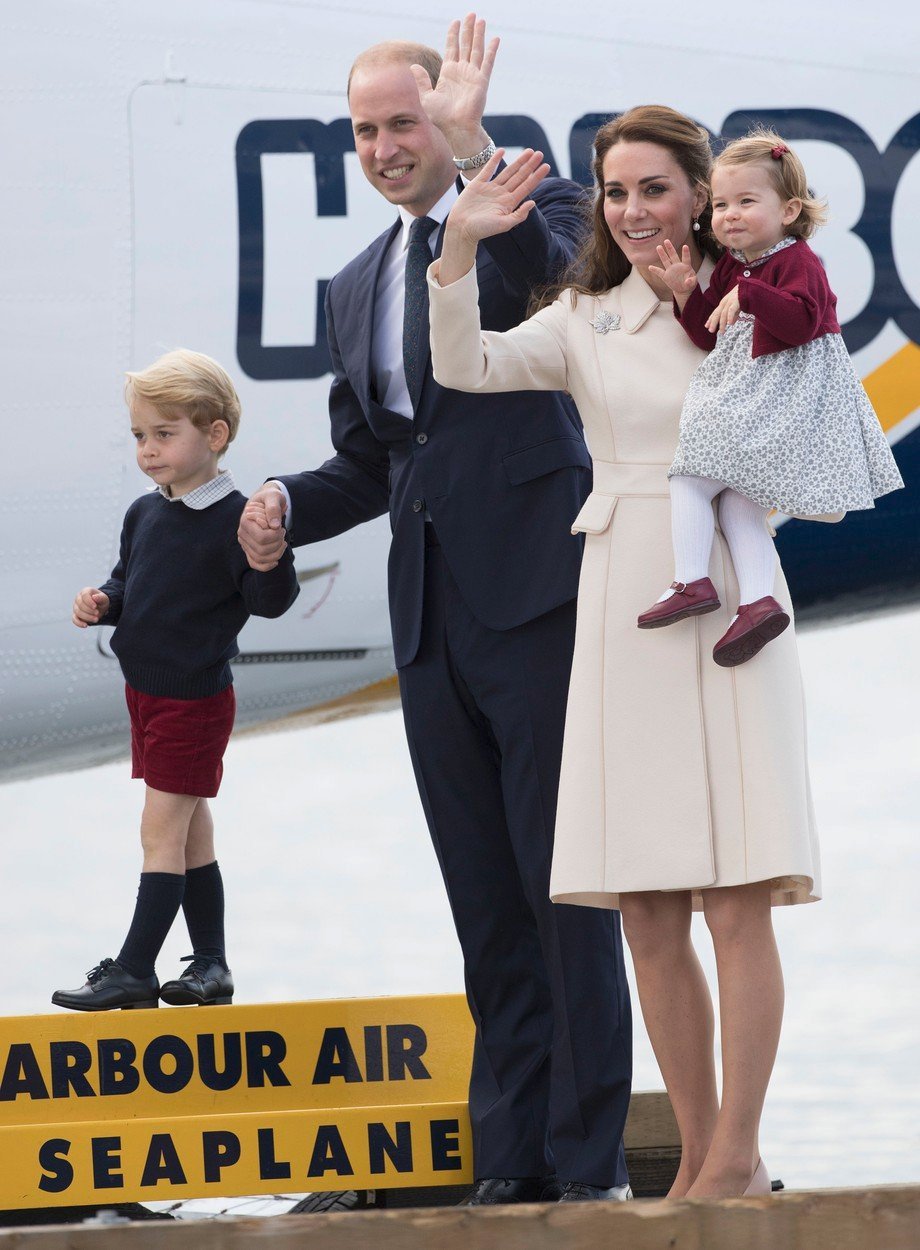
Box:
[402,215,437,407]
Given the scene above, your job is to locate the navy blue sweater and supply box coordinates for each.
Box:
[97,491,299,698]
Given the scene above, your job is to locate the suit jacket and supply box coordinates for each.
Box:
[278,175,592,668]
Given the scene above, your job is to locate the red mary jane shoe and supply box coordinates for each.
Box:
[712,596,790,667]
[637,577,721,629]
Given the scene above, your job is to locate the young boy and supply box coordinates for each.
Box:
[54,349,299,1011]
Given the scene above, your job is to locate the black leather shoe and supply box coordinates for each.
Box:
[558,1181,633,1202]
[287,1190,379,1214]
[51,958,159,1011]
[459,1177,562,1206]
[159,954,233,1006]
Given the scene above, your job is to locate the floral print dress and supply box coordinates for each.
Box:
[668,237,904,517]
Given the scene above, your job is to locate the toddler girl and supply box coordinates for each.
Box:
[637,129,903,665]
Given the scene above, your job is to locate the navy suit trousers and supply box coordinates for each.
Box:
[398,530,632,1186]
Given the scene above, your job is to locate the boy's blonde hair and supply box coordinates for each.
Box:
[126,349,241,445]
[713,129,827,239]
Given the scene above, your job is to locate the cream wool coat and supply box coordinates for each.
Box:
[428,259,820,909]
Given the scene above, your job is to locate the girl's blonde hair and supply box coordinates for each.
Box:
[713,129,827,239]
[126,349,241,444]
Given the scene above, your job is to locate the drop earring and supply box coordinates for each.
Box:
[692,218,701,232]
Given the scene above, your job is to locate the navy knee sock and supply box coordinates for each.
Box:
[181,860,226,961]
[117,872,186,979]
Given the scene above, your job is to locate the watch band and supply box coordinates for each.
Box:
[452,138,496,171]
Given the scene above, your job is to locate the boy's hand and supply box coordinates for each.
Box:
[73,587,109,628]
[648,240,698,307]
[239,485,288,571]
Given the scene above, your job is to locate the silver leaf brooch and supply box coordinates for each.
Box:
[590,310,621,334]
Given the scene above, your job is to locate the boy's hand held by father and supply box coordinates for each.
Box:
[238,485,289,571]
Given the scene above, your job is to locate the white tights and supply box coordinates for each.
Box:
[666,475,776,605]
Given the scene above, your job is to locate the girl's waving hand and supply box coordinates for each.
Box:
[648,239,698,307]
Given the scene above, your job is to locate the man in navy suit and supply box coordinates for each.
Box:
[239,15,632,1206]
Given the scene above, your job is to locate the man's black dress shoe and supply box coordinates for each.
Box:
[159,954,234,1006]
[287,1190,379,1214]
[51,958,159,1011]
[459,1177,563,1206]
[558,1181,633,1202]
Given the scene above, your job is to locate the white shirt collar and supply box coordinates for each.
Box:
[155,467,237,510]
[396,182,459,251]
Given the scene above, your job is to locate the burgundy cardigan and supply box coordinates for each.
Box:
[675,239,840,358]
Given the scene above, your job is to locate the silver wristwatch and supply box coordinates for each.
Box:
[452,138,497,171]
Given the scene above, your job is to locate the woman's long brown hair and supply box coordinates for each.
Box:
[534,104,722,311]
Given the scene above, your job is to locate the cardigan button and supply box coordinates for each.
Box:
[411,498,424,513]
[415,432,428,445]
[742,269,751,277]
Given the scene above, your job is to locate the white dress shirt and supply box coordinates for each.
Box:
[370,182,459,418]
[273,181,460,519]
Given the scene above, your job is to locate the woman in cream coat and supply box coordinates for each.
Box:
[428,106,820,1200]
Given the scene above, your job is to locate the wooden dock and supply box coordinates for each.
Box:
[1,1186,919,1249]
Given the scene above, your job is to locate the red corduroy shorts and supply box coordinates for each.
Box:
[125,684,236,798]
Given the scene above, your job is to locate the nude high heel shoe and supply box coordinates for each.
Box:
[742,1158,772,1197]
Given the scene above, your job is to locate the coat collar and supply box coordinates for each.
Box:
[619,265,664,334]
[615,255,716,334]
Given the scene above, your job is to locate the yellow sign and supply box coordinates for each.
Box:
[0,995,476,1208]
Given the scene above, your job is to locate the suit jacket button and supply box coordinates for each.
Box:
[412,499,424,513]
[416,432,428,445]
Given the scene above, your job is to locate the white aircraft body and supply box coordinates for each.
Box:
[1,0,917,783]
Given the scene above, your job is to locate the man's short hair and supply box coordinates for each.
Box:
[126,349,241,444]
[347,41,442,97]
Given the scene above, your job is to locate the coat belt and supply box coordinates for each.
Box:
[590,461,671,497]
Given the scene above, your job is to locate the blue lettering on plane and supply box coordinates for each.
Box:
[235,109,920,379]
